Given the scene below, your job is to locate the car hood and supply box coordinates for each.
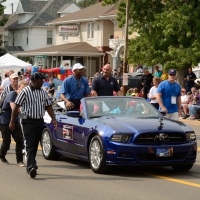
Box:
[94,116,192,133]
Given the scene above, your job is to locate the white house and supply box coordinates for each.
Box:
[6,0,80,54]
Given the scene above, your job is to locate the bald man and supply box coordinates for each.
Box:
[91,64,121,96]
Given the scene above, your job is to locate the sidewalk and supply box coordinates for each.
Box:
[179,119,199,126]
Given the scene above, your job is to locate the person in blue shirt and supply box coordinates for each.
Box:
[0,78,28,165]
[60,63,90,111]
[156,69,181,120]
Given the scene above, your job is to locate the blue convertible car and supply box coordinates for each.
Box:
[41,97,197,174]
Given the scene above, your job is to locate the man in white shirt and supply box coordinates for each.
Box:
[0,70,14,89]
[180,88,189,119]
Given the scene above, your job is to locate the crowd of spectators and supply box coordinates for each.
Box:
[2,64,199,121]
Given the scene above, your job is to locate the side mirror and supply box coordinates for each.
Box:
[78,118,85,125]
[67,111,82,118]
[159,110,166,116]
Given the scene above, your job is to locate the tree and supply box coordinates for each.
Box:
[76,0,98,8]
[0,0,8,47]
[102,0,200,86]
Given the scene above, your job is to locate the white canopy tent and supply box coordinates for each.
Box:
[0,53,32,77]
[0,53,32,69]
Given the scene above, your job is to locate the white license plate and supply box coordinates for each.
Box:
[156,148,173,157]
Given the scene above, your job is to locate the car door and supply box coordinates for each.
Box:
[54,114,79,154]
[72,118,105,158]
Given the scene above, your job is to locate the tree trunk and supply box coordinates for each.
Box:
[176,65,190,89]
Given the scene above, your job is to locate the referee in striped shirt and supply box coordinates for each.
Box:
[9,72,57,178]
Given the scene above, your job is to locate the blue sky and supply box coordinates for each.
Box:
[2,0,18,14]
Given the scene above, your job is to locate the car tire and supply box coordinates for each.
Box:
[41,128,59,160]
[172,163,194,172]
[89,135,108,174]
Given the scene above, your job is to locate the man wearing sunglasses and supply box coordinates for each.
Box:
[156,69,181,120]
[60,63,90,111]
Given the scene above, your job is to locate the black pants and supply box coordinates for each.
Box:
[20,118,43,173]
[0,122,23,162]
[143,85,151,99]
[151,103,159,110]
[186,86,192,93]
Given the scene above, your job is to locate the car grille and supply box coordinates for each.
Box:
[134,133,186,144]
[137,152,187,161]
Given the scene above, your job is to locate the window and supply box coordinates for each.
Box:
[62,35,68,42]
[47,30,53,44]
[87,22,94,39]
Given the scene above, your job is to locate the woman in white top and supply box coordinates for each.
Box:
[149,77,161,109]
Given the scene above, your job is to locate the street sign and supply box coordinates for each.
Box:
[38,58,45,68]
[123,73,128,86]
[35,55,47,59]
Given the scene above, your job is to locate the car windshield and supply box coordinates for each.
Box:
[84,97,161,118]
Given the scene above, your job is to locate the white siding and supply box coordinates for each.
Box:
[60,4,80,17]
[15,1,24,14]
[8,27,55,51]
[18,14,35,24]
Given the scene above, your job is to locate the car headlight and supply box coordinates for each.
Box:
[186,132,196,141]
[111,134,132,143]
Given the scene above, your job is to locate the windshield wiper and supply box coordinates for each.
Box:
[90,116,102,118]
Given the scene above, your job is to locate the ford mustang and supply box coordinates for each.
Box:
[41,97,197,174]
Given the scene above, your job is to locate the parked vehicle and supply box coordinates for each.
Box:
[116,73,144,92]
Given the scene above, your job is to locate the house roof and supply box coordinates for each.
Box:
[4,46,24,52]
[101,6,118,17]
[47,2,117,25]
[13,42,104,57]
[8,0,76,30]
[0,14,19,32]
[20,0,48,13]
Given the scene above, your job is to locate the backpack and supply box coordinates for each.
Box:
[0,85,14,113]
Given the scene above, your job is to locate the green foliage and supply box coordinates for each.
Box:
[0,0,7,47]
[102,0,200,71]
[0,0,7,26]
[0,0,6,15]
[77,0,98,8]
[0,16,8,26]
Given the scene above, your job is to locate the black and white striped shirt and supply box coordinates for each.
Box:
[15,85,52,119]
[0,85,13,98]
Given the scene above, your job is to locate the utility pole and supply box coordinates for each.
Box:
[122,0,130,96]
[11,3,13,14]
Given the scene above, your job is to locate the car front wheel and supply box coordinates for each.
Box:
[172,163,193,172]
[89,135,108,174]
[41,128,59,160]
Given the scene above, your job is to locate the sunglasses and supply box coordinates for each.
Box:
[181,91,185,92]
[77,82,80,90]
[169,74,176,76]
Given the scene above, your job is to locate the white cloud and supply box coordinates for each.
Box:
[2,0,19,14]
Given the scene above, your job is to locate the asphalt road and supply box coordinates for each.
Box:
[0,121,199,200]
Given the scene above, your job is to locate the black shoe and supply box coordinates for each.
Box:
[29,168,37,178]
[0,157,9,164]
[182,115,187,119]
